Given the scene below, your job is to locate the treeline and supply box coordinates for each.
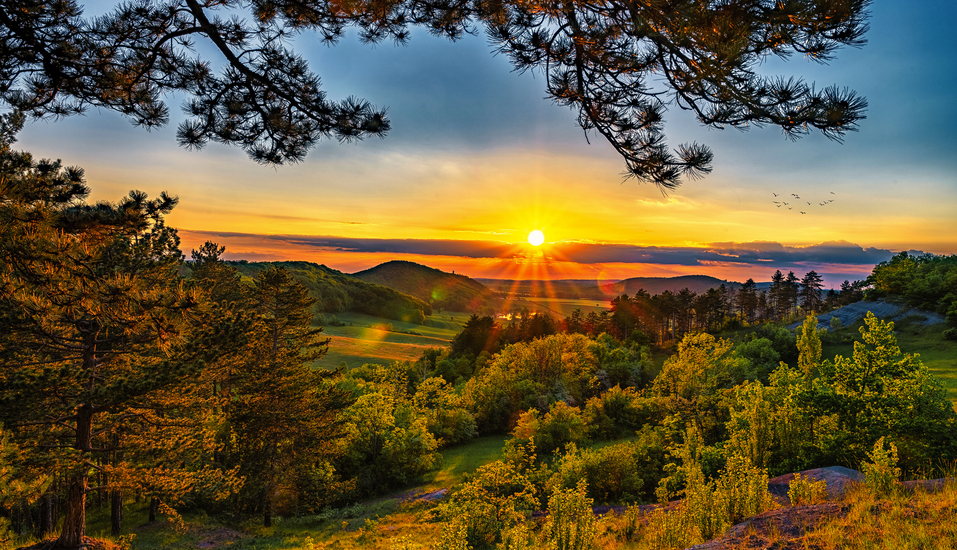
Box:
[868,251,957,336]
[227,261,433,324]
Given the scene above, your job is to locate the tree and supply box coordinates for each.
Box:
[1,0,868,188]
[221,266,351,526]
[799,270,825,313]
[0,116,236,547]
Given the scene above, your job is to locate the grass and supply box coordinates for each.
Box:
[422,435,509,488]
[313,311,472,370]
[503,297,611,318]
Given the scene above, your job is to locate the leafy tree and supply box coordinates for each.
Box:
[652,332,753,443]
[2,0,868,187]
[0,117,235,547]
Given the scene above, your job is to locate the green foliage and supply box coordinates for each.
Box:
[0,122,240,545]
[437,443,539,550]
[412,377,478,446]
[511,403,587,456]
[652,332,753,444]
[797,314,823,379]
[862,437,901,498]
[338,390,441,497]
[868,252,957,325]
[462,333,606,434]
[550,443,648,505]
[582,386,656,441]
[787,473,827,506]
[541,480,599,550]
[734,337,780,381]
[647,430,774,548]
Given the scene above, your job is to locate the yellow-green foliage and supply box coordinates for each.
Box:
[437,443,539,550]
[541,480,599,550]
[788,473,827,505]
[862,437,901,497]
[511,402,587,456]
[462,333,602,433]
[645,428,775,549]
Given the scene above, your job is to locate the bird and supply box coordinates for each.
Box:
[801,211,806,214]
[830,192,835,195]
[773,193,779,197]
[773,201,780,204]
[777,204,782,207]
[788,207,793,210]
[783,202,789,205]
[807,201,811,205]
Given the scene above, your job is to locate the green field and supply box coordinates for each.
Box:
[316,311,472,370]
[502,296,611,318]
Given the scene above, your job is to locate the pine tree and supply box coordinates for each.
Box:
[222,266,351,526]
[799,270,825,314]
[1,0,868,187]
[0,116,237,547]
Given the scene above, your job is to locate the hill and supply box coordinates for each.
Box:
[477,275,762,299]
[228,260,432,324]
[612,274,747,295]
[353,260,500,314]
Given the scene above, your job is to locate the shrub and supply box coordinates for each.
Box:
[787,473,827,506]
[551,443,646,504]
[862,437,901,497]
[943,327,957,341]
[541,479,599,550]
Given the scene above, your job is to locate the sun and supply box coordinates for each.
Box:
[528,230,545,246]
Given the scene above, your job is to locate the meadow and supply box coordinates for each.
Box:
[316,312,471,370]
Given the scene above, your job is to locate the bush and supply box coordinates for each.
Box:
[943,327,957,341]
[541,479,599,550]
[511,402,587,456]
[862,437,901,497]
[551,443,646,504]
[788,473,827,506]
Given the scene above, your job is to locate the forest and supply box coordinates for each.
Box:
[3,108,957,550]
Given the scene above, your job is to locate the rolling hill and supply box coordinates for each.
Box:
[228,261,432,324]
[353,260,501,314]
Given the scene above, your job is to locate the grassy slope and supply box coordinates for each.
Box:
[316,312,471,370]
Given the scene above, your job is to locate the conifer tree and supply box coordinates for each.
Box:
[1,0,869,188]
[221,266,351,526]
[0,115,238,547]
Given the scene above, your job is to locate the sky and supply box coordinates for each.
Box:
[14,0,957,288]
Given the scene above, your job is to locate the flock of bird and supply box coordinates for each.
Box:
[771,191,835,214]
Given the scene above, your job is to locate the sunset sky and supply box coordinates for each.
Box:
[15,0,957,287]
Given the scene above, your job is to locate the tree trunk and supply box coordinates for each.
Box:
[263,492,272,528]
[57,405,93,548]
[149,497,159,523]
[39,492,54,538]
[110,489,122,536]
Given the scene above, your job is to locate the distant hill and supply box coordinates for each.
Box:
[353,260,501,314]
[612,275,741,296]
[229,261,432,324]
[478,275,768,299]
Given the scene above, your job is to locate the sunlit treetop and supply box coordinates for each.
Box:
[0,0,868,190]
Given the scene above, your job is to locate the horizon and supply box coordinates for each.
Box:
[14,1,957,288]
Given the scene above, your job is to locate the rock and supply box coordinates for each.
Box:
[767,466,864,500]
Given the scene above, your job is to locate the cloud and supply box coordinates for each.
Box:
[184,230,902,269]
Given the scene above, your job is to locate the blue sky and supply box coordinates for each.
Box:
[14,0,957,285]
